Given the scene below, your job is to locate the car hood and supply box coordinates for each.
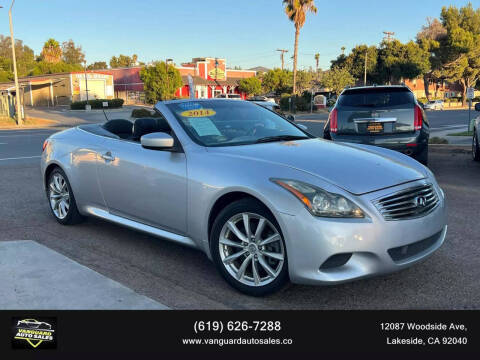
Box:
[207,138,426,195]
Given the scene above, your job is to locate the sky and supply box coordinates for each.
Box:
[1,0,479,70]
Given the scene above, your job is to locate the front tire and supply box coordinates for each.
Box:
[47,168,84,225]
[210,198,288,296]
[473,130,480,162]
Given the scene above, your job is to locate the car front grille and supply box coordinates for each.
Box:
[373,184,439,220]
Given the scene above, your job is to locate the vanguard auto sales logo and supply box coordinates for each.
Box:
[12,317,57,349]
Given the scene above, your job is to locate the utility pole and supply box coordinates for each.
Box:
[83,61,89,102]
[383,31,395,42]
[166,58,173,100]
[7,0,22,125]
[364,50,368,86]
[276,49,288,70]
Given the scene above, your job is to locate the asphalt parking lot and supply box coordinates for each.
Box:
[1,109,479,309]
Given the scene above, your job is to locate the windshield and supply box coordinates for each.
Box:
[166,100,309,147]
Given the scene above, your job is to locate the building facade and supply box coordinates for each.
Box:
[100,57,257,104]
[0,71,114,107]
[403,77,463,99]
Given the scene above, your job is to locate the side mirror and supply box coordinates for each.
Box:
[286,115,295,122]
[297,124,308,131]
[141,132,174,150]
[475,103,480,112]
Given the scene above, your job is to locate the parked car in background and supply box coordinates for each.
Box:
[248,95,276,103]
[424,100,444,111]
[473,103,480,161]
[215,93,242,100]
[323,85,430,165]
[41,99,446,296]
[254,101,295,122]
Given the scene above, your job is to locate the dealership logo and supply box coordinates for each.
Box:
[12,317,57,349]
[414,196,427,207]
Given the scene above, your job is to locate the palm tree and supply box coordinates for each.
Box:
[341,46,346,55]
[314,53,320,72]
[41,38,62,63]
[283,0,317,94]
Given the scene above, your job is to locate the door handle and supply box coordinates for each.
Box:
[101,152,115,161]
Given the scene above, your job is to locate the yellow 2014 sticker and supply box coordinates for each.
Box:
[180,109,216,118]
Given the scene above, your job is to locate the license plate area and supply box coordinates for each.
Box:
[366,122,384,134]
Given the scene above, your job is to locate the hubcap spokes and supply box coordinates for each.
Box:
[49,174,70,219]
[219,213,284,287]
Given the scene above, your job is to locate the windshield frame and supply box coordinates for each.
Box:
[163,100,313,147]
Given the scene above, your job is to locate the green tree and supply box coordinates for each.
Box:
[41,38,62,63]
[140,61,183,102]
[62,39,85,65]
[0,35,35,78]
[238,77,262,96]
[87,61,108,70]
[295,69,314,93]
[374,40,430,84]
[30,61,83,76]
[416,17,447,100]
[435,3,480,104]
[320,66,355,96]
[314,53,320,72]
[261,68,293,94]
[110,54,139,68]
[283,0,317,94]
[330,53,348,69]
[343,45,378,82]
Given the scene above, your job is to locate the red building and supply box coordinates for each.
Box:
[99,57,256,103]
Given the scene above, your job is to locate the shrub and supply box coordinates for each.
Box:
[429,137,448,144]
[279,93,292,111]
[131,108,153,118]
[70,98,124,110]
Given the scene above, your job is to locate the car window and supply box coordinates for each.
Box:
[166,100,309,147]
[338,88,414,108]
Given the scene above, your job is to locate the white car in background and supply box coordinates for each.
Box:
[424,100,444,111]
[215,93,242,100]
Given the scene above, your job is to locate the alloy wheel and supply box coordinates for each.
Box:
[219,212,285,287]
[49,173,70,219]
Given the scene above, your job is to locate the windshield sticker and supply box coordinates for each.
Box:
[178,102,203,110]
[180,109,216,118]
[188,117,221,136]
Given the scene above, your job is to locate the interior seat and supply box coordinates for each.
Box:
[131,117,171,141]
[103,119,134,139]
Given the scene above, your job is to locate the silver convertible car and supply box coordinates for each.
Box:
[41,99,447,296]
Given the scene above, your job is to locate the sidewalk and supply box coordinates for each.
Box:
[430,125,472,145]
[0,240,168,310]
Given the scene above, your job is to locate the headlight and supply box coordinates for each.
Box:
[272,179,364,218]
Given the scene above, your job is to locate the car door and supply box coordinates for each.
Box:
[96,136,187,235]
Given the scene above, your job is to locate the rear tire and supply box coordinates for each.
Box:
[46,167,84,225]
[473,131,480,162]
[210,198,288,296]
[415,145,428,166]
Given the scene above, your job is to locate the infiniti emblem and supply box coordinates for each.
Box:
[414,196,427,207]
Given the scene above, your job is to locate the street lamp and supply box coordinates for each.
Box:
[2,1,23,125]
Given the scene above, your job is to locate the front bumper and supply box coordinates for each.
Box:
[280,180,447,285]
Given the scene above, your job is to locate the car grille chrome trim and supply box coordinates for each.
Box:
[373,184,439,220]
